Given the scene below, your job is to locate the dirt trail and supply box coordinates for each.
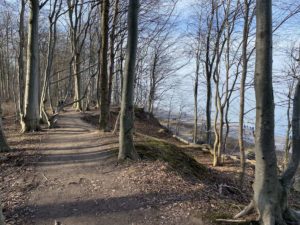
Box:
[24,109,157,225]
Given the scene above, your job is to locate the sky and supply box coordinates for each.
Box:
[156,0,300,145]
[2,0,300,145]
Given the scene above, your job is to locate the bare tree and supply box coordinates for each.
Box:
[67,0,94,111]
[21,0,41,132]
[18,0,26,117]
[99,0,110,131]
[235,0,300,223]
[118,0,139,160]
[40,0,62,127]
[238,0,255,185]
[108,0,120,108]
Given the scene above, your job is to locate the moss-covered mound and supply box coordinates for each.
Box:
[135,139,207,180]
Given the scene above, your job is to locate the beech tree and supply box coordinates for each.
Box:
[118,0,139,160]
[238,0,255,184]
[18,0,26,117]
[235,0,300,223]
[21,0,41,132]
[99,0,110,131]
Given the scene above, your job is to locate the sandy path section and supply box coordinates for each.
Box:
[23,110,157,225]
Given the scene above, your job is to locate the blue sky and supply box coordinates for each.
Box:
[157,0,300,142]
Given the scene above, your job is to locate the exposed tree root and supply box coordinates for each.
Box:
[234,202,300,225]
[282,209,300,225]
[234,200,254,219]
[215,219,249,223]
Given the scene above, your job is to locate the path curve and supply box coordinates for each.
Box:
[24,109,149,225]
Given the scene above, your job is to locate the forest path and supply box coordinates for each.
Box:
[24,109,150,225]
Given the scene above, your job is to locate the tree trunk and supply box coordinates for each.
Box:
[99,0,110,131]
[206,75,212,145]
[73,53,82,111]
[22,0,40,132]
[18,0,26,117]
[193,50,200,144]
[0,102,10,152]
[238,0,250,186]
[253,0,282,223]
[284,88,292,168]
[148,52,158,115]
[244,0,300,223]
[213,84,221,166]
[108,0,119,108]
[118,0,139,160]
[40,6,59,124]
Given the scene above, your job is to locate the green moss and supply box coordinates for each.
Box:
[135,138,207,179]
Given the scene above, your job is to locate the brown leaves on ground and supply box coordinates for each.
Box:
[0,115,44,225]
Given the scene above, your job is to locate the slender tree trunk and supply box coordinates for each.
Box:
[99,0,110,131]
[40,18,56,123]
[118,0,139,160]
[213,85,221,166]
[18,0,26,117]
[205,4,214,146]
[284,88,292,168]
[108,0,119,108]
[193,50,200,144]
[206,75,212,145]
[238,0,250,186]
[148,53,157,115]
[22,0,40,132]
[73,53,82,111]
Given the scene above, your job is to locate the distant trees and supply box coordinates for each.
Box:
[118,0,139,160]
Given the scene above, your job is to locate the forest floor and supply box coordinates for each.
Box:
[1,108,300,225]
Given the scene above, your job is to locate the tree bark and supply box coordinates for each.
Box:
[238,0,250,186]
[22,0,40,132]
[284,85,292,168]
[118,0,139,160]
[253,0,280,223]
[108,0,119,108]
[0,102,10,152]
[99,0,110,131]
[193,48,200,144]
[40,0,61,125]
[251,0,300,223]
[18,0,26,117]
